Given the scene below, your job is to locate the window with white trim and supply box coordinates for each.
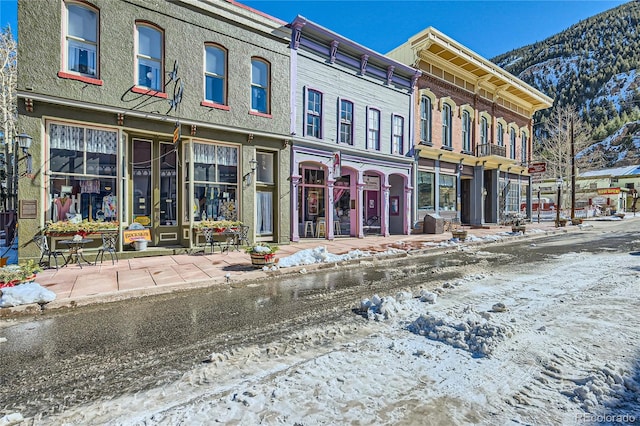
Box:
[186,142,239,222]
[251,58,270,114]
[64,2,98,77]
[306,89,322,138]
[367,108,381,150]
[442,104,452,148]
[136,23,163,91]
[339,99,353,145]
[47,121,118,223]
[204,44,226,105]
[497,123,504,146]
[462,111,471,152]
[521,131,528,162]
[510,128,517,159]
[480,116,488,144]
[392,115,404,154]
[420,96,432,144]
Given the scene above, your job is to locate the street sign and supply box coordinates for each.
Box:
[173,121,181,144]
[528,162,546,174]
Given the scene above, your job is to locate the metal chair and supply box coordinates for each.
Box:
[237,225,250,247]
[95,232,119,265]
[33,235,66,269]
[201,228,228,254]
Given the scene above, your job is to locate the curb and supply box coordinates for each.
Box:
[0,223,584,318]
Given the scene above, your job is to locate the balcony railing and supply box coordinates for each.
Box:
[475,143,506,158]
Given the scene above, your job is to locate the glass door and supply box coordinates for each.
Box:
[132,139,153,236]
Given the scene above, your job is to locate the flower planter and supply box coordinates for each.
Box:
[250,253,276,268]
[451,230,467,241]
[511,225,526,234]
[0,274,37,289]
[571,218,583,225]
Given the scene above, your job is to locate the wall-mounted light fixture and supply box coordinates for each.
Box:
[244,158,258,185]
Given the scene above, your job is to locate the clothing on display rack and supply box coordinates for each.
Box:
[54,196,74,221]
[102,194,117,220]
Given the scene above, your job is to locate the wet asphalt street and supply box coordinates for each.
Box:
[0,219,638,419]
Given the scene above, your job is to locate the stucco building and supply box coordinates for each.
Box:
[387,28,553,227]
[16,0,292,260]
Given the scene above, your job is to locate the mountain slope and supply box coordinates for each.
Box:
[492,1,640,166]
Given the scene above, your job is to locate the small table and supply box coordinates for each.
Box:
[59,238,94,268]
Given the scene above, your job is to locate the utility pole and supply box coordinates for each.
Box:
[570,114,575,220]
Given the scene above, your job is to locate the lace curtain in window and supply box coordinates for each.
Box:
[86,129,117,154]
[193,143,216,164]
[49,123,84,151]
[217,146,237,166]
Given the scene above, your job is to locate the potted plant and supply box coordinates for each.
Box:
[45,220,119,236]
[451,227,467,241]
[245,243,278,268]
[0,260,42,288]
[194,220,242,232]
[510,213,527,234]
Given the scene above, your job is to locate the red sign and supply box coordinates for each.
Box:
[528,162,546,174]
[597,187,620,195]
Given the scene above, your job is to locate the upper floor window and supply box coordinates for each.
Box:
[392,115,404,154]
[461,111,471,152]
[367,108,381,151]
[510,128,517,159]
[521,131,528,162]
[136,23,163,91]
[65,2,98,78]
[480,116,488,144]
[420,96,432,145]
[497,123,504,146]
[442,104,452,148]
[204,44,226,105]
[339,99,353,145]
[251,58,270,114]
[306,89,322,138]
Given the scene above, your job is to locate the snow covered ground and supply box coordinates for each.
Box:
[21,244,639,426]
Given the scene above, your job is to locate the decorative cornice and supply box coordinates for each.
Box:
[360,54,369,75]
[330,40,339,64]
[386,66,395,85]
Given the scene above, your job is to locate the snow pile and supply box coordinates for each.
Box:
[277,246,372,268]
[419,289,437,304]
[358,293,409,321]
[0,282,56,308]
[407,306,511,357]
[562,364,640,412]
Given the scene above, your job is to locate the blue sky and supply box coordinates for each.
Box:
[0,0,630,58]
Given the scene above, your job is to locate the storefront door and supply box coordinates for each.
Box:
[130,138,179,246]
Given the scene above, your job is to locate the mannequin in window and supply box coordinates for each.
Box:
[54,193,73,222]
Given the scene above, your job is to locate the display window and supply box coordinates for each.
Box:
[47,122,118,223]
[439,174,456,211]
[186,142,239,221]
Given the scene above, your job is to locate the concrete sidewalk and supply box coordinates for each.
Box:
[27,221,578,310]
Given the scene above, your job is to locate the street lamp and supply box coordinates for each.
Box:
[555,176,563,227]
[0,131,33,211]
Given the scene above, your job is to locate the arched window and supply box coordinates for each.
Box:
[136,23,163,91]
[420,96,432,144]
[510,128,517,159]
[204,44,227,105]
[462,110,471,152]
[521,131,528,162]
[480,116,488,144]
[251,58,270,114]
[64,2,98,77]
[497,123,504,146]
[442,104,452,148]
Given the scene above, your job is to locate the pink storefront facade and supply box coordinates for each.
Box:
[290,145,413,241]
